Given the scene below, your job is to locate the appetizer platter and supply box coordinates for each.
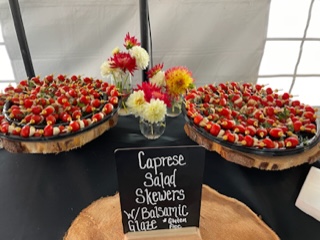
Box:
[0,75,120,154]
[183,82,320,170]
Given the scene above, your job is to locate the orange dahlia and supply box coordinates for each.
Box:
[165,66,194,96]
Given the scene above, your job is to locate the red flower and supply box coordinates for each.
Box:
[136,82,160,101]
[124,32,140,50]
[147,63,164,79]
[109,52,137,75]
[152,91,171,107]
[136,82,171,107]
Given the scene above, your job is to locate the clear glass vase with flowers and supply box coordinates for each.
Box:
[126,82,171,140]
[100,33,150,116]
[147,64,195,117]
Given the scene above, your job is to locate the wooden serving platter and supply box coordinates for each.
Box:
[184,123,320,170]
[0,112,118,154]
[64,185,279,240]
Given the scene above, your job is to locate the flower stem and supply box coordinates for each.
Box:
[123,73,129,92]
[151,122,154,136]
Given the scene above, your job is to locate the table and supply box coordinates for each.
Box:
[0,115,319,240]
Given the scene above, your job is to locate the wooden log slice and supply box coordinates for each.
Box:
[184,123,320,170]
[64,184,279,240]
[1,113,118,154]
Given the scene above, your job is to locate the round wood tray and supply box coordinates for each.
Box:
[0,112,118,154]
[64,184,279,240]
[184,123,320,170]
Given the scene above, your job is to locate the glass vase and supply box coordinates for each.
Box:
[111,71,132,116]
[139,118,166,140]
[166,95,183,117]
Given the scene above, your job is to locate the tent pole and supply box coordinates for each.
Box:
[139,0,149,82]
[8,0,35,80]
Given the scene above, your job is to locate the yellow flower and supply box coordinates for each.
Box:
[165,66,194,96]
[129,46,149,70]
[112,47,120,55]
[126,90,146,117]
[142,99,167,123]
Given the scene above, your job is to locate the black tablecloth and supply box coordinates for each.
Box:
[0,115,319,240]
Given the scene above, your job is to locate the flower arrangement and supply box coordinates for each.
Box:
[147,63,195,117]
[100,33,149,78]
[147,64,194,94]
[125,62,194,138]
[100,33,150,115]
[126,82,170,123]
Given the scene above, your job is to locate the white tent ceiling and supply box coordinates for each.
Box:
[0,0,270,87]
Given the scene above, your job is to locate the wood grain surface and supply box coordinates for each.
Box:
[1,113,118,154]
[64,185,279,240]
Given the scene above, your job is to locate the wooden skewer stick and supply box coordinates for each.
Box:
[274,88,283,92]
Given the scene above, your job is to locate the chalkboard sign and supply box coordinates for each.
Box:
[115,145,205,234]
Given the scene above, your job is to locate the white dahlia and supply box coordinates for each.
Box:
[126,90,146,117]
[149,70,166,87]
[142,98,167,123]
[129,46,149,70]
[100,60,113,77]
